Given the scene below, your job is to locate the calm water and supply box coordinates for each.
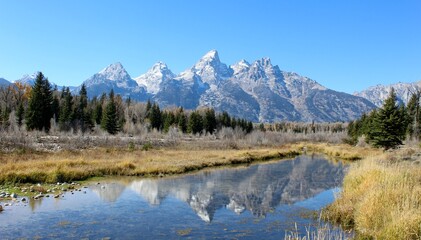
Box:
[0,155,346,239]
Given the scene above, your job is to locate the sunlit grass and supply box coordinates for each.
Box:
[0,145,305,184]
[324,148,421,239]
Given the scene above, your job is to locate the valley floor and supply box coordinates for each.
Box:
[1,134,420,239]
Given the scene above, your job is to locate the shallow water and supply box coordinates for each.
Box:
[0,155,346,239]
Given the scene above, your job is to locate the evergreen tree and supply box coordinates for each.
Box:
[176,108,187,133]
[163,111,175,133]
[369,88,406,149]
[0,107,10,128]
[145,99,152,119]
[259,123,266,132]
[406,92,420,139]
[25,72,53,132]
[93,101,103,125]
[188,111,203,134]
[15,102,24,128]
[77,84,89,132]
[246,121,253,133]
[51,95,60,123]
[203,108,217,134]
[149,103,162,130]
[101,89,119,134]
[59,87,73,131]
[219,111,231,128]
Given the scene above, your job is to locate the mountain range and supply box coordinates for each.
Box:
[354,81,421,107]
[2,50,416,122]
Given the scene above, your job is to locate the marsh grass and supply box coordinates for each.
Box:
[284,222,349,240]
[0,146,303,184]
[0,141,378,185]
[324,148,421,239]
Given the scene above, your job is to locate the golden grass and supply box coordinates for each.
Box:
[0,145,305,184]
[300,142,382,161]
[324,149,421,239]
[0,142,381,185]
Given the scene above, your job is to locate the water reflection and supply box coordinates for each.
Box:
[91,155,344,222]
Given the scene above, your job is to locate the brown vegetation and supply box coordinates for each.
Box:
[324,147,421,239]
[0,144,304,184]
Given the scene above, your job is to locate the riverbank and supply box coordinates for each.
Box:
[323,146,421,239]
[0,142,378,186]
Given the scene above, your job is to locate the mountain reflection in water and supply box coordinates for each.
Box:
[90,154,344,222]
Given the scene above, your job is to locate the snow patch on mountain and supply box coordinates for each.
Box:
[354,81,421,107]
[135,62,175,94]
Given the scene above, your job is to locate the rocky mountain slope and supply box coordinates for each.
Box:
[0,78,10,86]
[78,50,375,122]
[354,81,421,107]
[2,50,378,122]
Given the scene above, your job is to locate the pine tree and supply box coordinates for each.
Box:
[93,101,103,125]
[406,92,420,140]
[51,95,60,123]
[203,108,216,134]
[163,111,175,133]
[101,89,119,134]
[219,111,231,128]
[149,103,162,130]
[188,111,203,134]
[145,99,152,119]
[15,102,24,128]
[178,112,187,133]
[59,87,73,131]
[77,84,89,132]
[369,88,406,149]
[25,72,53,132]
[246,121,253,133]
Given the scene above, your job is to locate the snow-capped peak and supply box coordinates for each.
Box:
[98,62,130,81]
[180,49,232,85]
[135,61,175,94]
[231,59,250,75]
[151,61,169,72]
[14,72,38,85]
[201,49,219,61]
[253,57,273,68]
[193,50,222,71]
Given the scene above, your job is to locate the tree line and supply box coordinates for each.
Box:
[0,72,254,135]
[347,88,417,149]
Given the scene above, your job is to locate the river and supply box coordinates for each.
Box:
[0,155,347,239]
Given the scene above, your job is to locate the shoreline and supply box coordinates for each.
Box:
[0,142,378,195]
[4,141,417,238]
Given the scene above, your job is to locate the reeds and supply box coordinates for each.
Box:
[324,148,421,239]
[0,146,302,184]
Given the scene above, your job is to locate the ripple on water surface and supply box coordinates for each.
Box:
[0,155,347,239]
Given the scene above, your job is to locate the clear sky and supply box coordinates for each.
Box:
[0,0,420,93]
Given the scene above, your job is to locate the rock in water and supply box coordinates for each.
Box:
[10,193,17,198]
[0,205,3,212]
[34,194,44,200]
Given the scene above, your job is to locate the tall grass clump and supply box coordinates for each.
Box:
[324,150,421,239]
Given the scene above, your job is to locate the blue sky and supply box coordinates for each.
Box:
[0,0,420,93]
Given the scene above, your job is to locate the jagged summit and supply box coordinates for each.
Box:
[98,62,131,81]
[151,61,169,71]
[354,80,421,107]
[183,50,232,85]
[201,49,219,61]
[230,59,250,75]
[14,73,38,86]
[135,61,176,94]
[12,49,373,122]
